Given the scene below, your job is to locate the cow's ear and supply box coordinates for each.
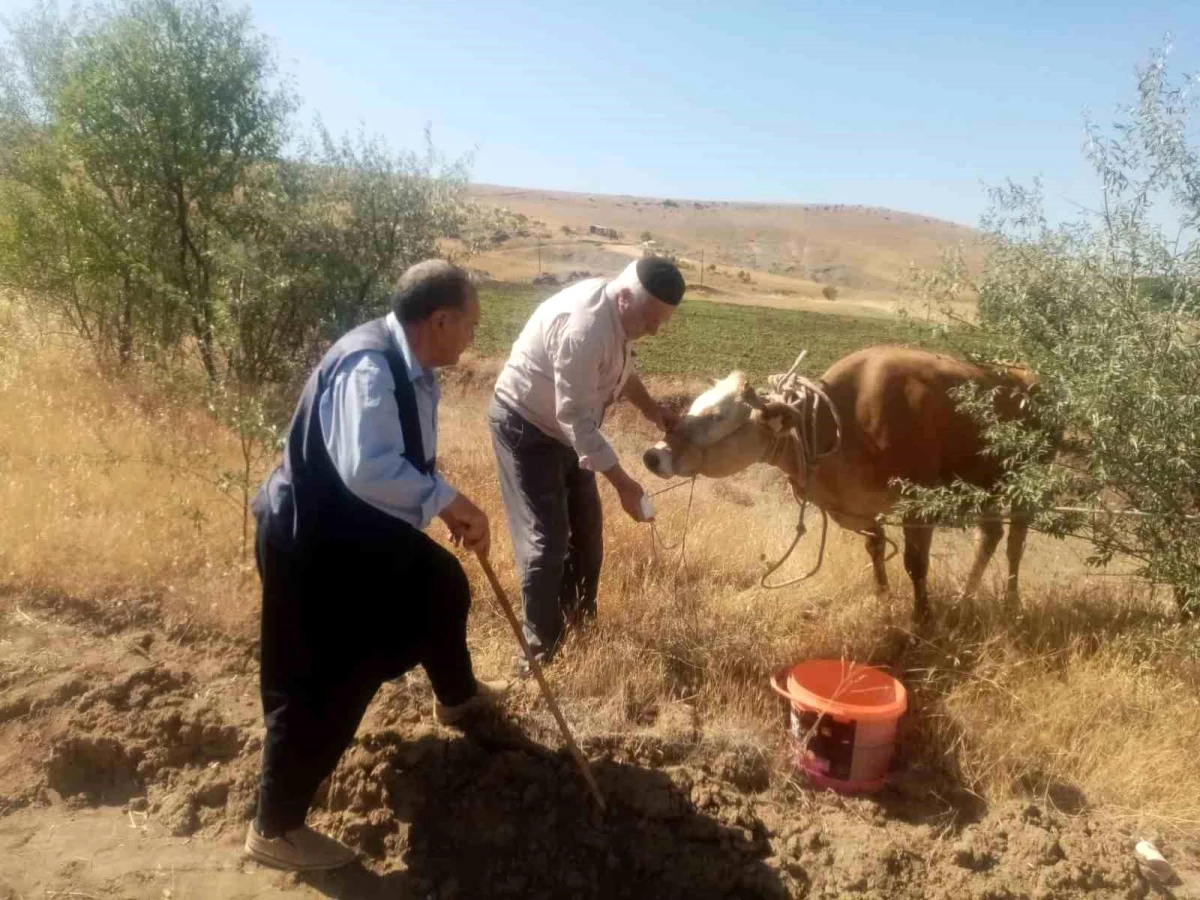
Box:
[760,401,798,434]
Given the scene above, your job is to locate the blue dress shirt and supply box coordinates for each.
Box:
[317,313,457,530]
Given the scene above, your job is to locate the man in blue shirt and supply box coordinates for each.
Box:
[244,260,505,872]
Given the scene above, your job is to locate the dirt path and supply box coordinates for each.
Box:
[1,591,1195,900]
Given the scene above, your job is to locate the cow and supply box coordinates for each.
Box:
[641,346,1042,618]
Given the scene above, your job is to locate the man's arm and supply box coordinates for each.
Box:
[621,372,679,433]
[551,331,651,522]
[551,329,620,472]
[319,352,458,530]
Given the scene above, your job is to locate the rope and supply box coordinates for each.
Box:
[650,476,697,554]
[648,479,696,499]
[758,350,845,589]
[648,476,699,607]
[759,502,832,588]
[765,350,844,480]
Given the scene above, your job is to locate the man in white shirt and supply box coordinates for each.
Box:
[490,257,686,669]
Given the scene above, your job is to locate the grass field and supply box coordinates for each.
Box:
[476,282,990,379]
[3,291,1200,896]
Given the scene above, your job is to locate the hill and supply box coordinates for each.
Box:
[465,185,984,319]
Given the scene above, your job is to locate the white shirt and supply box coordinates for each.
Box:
[493,278,633,471]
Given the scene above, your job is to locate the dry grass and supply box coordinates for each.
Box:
[0,296,258,635]
[3,294,1199,840]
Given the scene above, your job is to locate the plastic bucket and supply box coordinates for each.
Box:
[770,659,907,794]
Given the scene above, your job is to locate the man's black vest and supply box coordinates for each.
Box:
[252,317,435,550]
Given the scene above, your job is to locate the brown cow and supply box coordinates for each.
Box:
[641,346,1041,617]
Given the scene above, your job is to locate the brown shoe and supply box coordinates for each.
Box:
[434,679,510,728]
[243,822,356,871]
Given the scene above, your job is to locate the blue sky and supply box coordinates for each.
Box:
[17,0,1200,225]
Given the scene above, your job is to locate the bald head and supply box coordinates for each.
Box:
[393,259,474,324]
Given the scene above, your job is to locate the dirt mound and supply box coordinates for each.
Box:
[780,800,1145,900]
[1,592,1194,899]
[17,657,258,833]
[304,725,784,898]
[45,735,139,802]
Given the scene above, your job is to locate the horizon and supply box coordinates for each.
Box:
[469,181,967,223]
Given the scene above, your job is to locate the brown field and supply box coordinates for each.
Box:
[464,184,985,321]
[2,293,1199,899]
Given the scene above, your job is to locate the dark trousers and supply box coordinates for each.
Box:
[253,518,477,836]
[488,398,604,660]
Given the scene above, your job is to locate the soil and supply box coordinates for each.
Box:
[2,590,1197,900]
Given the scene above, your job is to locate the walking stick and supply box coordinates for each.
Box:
[475,551,606,811]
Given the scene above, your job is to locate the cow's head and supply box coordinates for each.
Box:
[643,372,801,479]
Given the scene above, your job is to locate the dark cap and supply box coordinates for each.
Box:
[636,256,686,306]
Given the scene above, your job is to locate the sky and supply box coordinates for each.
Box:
[13,0,1200,226]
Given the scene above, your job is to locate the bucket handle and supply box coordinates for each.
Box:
[770,669,792,702]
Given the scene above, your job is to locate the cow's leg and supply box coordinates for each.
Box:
[1004,513,1030,606]
[903,522,935,620]
[864,523,889,597]
[961,513,1004,599]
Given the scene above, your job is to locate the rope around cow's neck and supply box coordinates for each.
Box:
[758,350,846,589]
[645,350,848,590]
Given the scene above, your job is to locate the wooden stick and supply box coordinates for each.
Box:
[475,552,606,811]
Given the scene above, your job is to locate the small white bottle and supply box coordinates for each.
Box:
[639,493,656,521]
[1135,840,1177,883]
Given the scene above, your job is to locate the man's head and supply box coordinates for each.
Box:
[611,256,685,340]
[393,259,480,368]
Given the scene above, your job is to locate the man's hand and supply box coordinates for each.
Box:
[438,493,491,556]
[624,373,678,435]
[603,464,652,523]
[657,402,681,433]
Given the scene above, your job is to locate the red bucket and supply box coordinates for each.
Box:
[770,659,907,794]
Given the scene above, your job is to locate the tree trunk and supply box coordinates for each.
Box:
[192,305,218,381]
[117,277,134,368]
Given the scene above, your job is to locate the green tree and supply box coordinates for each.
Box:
[0,2,156,366]
[902,44,1200,614]
[59,0,294,378]
[0,0,293,375]
[300,125,470,340]
[1,0,474,387]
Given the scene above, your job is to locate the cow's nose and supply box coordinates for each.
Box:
[643,447,661,475]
